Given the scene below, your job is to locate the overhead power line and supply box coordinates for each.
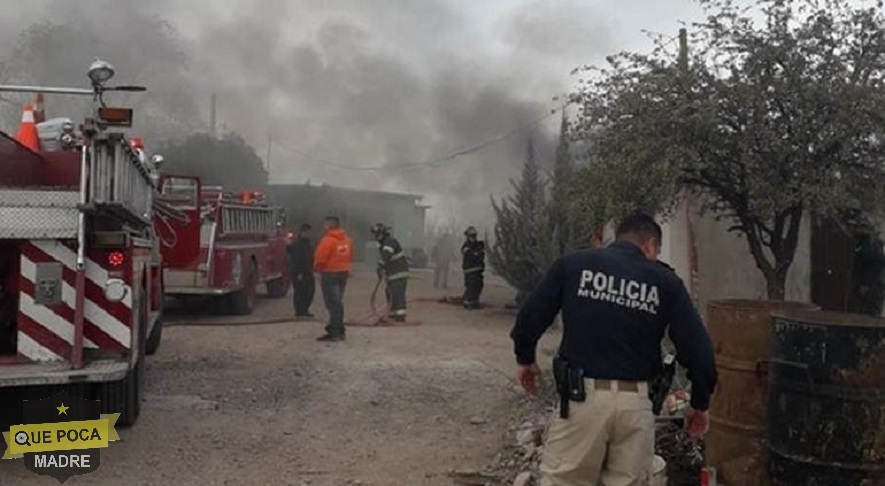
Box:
[273,105,564,173]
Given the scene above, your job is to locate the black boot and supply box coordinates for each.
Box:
[316,334,344,342]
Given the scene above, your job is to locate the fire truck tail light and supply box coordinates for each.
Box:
[108,251,126,267]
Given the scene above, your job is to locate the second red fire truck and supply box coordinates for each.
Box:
[154,177,290,315]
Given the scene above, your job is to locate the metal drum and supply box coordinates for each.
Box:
[706,300,818,486]
[769,310,885,485]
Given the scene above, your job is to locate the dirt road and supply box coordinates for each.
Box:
[0,266,560,485]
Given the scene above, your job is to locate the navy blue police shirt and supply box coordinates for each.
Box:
[510,241,717,411]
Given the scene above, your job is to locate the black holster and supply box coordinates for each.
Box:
[649,354,676,415]
[552,356,586,419]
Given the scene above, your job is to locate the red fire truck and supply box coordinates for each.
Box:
[0,60,162,426]
[154,177,290,315]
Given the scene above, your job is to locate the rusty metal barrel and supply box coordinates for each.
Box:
[768,310,885,485]
[706,300,819,486]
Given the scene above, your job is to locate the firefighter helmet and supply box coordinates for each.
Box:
[464,226,478,237]
[370,223,390,239]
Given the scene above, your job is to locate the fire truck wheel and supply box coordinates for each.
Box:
[99,286,147,427]
[229,260,258,316]
[146,317,163,355]
[266,275,290,298]
[146,286,164,355]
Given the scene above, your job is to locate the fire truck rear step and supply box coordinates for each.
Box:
[0,360,129,387]
[0,189,79,239]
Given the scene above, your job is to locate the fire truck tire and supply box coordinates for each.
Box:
[99,286,147,427]
[67,382,93,400]
[146,317,163,355]
[229,260,257,316]
[266,275,290,298]
[146,284,164,355]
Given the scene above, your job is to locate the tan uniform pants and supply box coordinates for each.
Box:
[540,379,654,486]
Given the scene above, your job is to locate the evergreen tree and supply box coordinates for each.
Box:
[488,137,554,303]
[549,111,576,255]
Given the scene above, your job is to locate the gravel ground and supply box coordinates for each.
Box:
[0,265,561,486]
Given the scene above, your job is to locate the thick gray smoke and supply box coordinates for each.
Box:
[0,0,623,227]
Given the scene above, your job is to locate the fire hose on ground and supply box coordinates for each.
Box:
[165,273,419,328]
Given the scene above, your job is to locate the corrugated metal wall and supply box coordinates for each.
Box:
[264,184,427,262]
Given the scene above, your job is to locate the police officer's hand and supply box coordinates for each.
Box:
[684,408,710,439]
[517,363,542,398]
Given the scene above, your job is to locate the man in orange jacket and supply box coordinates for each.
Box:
[314,216,354,342]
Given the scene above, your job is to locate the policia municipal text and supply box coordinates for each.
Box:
[510,213,717,486]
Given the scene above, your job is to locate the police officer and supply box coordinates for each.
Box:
[461,226,485,309]
[510,212,716,485]
[371,223,410,322]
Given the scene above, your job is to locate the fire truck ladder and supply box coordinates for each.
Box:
[198,191,276,276]
[87,133,154,226]
[221,203,275,236]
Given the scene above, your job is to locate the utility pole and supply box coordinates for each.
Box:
[677,27,700,303]
[210,93,217,138]
[266,133,273,177]
[678,29,691,94]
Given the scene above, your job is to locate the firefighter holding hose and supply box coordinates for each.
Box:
[371,223,409,322]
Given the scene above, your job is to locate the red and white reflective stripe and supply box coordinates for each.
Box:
[32,241,132,308]
[18,284,99,349]
[16,241,132,362]
[17,324,64,361]
[20,256,129,347]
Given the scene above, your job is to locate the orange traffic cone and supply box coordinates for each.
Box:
[15,103,40,152]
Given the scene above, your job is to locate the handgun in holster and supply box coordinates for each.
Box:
[649,354,676,415]
[552,356,586,419]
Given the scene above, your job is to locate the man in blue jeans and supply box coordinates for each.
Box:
[313,216,354,342]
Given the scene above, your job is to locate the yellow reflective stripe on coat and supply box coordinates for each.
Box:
[387,272,409,280]
[390,252,406,260]
[382,246,396,253]
[464,267,483,273]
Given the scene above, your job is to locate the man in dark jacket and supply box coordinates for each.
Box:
[287,223,315,317]
[461,226,485,310]
[371,223,410,322]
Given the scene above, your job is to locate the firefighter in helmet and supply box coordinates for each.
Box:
[461,226,485,309]
[371,223,410,322]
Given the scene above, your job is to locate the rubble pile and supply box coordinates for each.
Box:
[449,382,553,486]
[655,417,705,485]
[454,384,706,486]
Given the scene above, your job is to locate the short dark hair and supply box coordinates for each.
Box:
[299,223,312,231]
[324,216,340,227]
[615,212,662,243]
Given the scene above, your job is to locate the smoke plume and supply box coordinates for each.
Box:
[0,0,624,227]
